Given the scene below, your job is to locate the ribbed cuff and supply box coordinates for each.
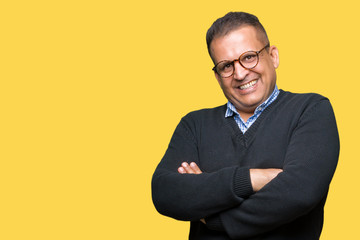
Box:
[205,215,225,231]
[233,167,254,198]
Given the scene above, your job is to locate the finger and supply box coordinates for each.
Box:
[190,162,202,174]
[181,162,195,174]
[178,167,186,174]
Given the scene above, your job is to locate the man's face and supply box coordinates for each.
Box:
[210,26,279,116]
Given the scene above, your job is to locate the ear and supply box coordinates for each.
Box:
[214,71,222,86]
[269,46,279,69]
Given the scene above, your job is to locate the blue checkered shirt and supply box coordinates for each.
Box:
[225,85,280,133]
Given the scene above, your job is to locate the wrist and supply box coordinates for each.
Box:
[233,167,254,197]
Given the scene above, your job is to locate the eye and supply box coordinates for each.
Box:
[218,61,233,72]
[241,53,257,63]
[224,63,232,69]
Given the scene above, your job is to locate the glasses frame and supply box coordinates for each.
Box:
[212,43,270,78]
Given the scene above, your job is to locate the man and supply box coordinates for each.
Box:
[152,12,339,240]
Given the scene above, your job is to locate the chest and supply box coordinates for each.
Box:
[197,119,294,172]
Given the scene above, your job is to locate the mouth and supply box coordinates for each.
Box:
[238,80,258,90]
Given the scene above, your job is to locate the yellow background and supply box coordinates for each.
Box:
[1,0,358,239]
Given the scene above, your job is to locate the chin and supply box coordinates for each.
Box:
[239,96,264,108]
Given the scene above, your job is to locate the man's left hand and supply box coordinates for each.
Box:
[178,162,203,174]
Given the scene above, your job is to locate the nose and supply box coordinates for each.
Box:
[233,60,249,80]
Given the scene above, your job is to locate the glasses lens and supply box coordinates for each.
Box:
[216,61,234,77]
[240,51,258,69]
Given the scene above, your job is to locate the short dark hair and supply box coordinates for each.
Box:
[206,12,269,59]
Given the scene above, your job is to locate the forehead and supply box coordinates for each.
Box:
[210,26,263,63]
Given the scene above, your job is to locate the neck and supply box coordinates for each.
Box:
[238,111,253,122]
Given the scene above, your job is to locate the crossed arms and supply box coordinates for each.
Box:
[178,162,282,192]
[152,99,339,239]
[178,162,282,224]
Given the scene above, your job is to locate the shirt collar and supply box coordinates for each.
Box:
[225,85,279,118]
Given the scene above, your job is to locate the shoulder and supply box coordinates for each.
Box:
[276,90,336,122]
[177,104,227,133]
[279,90,328,104]
[277,90,332,112]
[184,104,227,120]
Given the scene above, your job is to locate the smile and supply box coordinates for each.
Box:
[239,80,258,90]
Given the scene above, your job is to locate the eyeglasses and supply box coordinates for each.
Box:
[212,43,270,78]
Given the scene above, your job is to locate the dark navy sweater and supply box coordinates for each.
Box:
[152,90,339,240]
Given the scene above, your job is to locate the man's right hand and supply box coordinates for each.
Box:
[250,169,283,192]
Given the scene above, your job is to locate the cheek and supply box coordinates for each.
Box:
[219,79,231,89]
[259,65,276,83]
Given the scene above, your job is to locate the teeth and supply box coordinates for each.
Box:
[240,80,257,90]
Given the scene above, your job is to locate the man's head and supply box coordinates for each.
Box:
[207,12,279,117]
[206,12,269,60]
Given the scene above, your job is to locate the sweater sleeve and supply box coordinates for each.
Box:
[151,114,253,221]
[205,99,340,238]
